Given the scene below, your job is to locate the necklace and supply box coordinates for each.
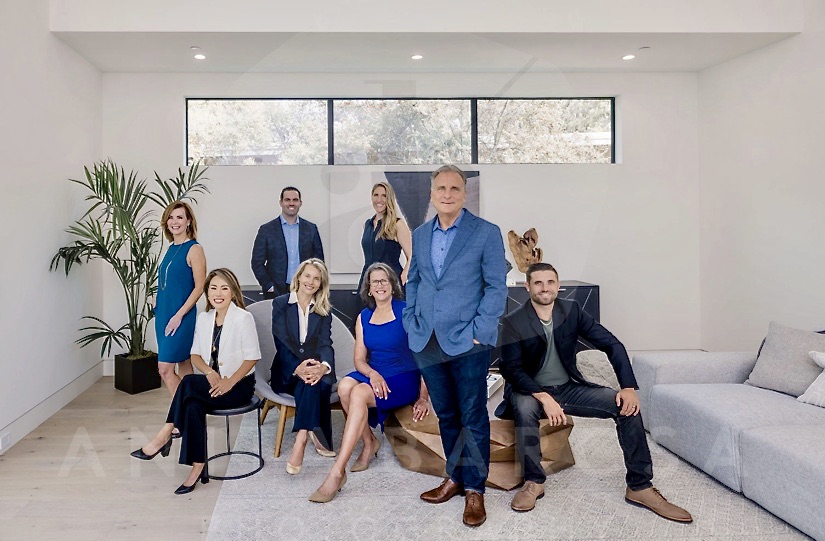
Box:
[540,317,553,327]
[212,323,223,353]
[160,242,186,290]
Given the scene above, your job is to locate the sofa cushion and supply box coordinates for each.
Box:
[633,351,757,430]
[647,383,825,492]
[745,321,825,397]
[797,351,825,408]
[740,425,825,541]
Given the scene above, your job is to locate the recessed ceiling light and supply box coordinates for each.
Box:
[194,54,206,60]
[638,46,651,51]
[190,46,201,51]
[622,54,636,60]
[411,54,423,60]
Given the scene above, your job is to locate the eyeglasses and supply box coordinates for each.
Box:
[370,279,390,287]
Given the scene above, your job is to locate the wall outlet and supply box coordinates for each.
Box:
[0,432,10,452]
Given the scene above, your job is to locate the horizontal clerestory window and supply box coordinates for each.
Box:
[186,97,614,166]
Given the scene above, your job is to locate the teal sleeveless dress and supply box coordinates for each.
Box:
[155,239,198,363]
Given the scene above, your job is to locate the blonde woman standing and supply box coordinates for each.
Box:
[359,181,412,288]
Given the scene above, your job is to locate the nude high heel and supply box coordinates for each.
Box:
[308,472,347,503]
[350,435,382,473]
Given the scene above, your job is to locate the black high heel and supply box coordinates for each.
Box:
[174,468,209,495]
[130,438,172,461]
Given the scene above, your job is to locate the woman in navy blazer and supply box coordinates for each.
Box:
[270,258,336,474]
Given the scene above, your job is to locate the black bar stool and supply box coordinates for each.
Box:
[205,395,264,480]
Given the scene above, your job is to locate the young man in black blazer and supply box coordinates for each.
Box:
[497,262,692,523]
[251,187,324,299]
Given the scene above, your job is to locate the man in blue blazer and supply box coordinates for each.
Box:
[497,262,692,522]
[403,164,507,528]
[251,187,324,299]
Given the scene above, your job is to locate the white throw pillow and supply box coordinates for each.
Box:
[797,351,825,408]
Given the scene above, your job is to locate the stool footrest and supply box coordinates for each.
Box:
[206,451,265,480]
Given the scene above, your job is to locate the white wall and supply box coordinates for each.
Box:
[0,0,102,451]
[102,71,700,352]
[698,0,825,351]
[50,0,804,33]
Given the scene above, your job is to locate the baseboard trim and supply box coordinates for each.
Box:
[102,358,114,376]
[0,362,104,455]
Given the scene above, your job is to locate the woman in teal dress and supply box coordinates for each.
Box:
[155,201,207,396]
[309,263,429,503]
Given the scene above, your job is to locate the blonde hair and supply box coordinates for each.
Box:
[161,201,198,242]
[203,268,245,311]
[289,258,331,316]
[371,181,405,241]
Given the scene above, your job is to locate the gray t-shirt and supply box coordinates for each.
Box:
[534,318,570,387]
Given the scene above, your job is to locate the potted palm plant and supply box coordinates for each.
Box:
[50,159,210,393]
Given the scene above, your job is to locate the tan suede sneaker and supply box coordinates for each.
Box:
[625,487,693,523]
[511,481,545,512]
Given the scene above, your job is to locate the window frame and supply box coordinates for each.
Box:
[185,97,615,166]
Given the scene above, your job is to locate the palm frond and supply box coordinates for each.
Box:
[76,317,130,358]
[51,160,210,358]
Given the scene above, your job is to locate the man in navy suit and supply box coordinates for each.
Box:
[403,164,507,528]
[497,262,692,522]
[251,187,324,299]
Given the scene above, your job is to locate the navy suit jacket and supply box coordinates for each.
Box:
[402,209,507,355]
[269,294,335,393]
[251,217,324,293]
[496,298,638,418]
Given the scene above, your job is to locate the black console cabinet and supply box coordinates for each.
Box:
[505,280,599,321]
[243,280,600,347]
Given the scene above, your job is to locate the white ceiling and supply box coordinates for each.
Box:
[55,31,795,74]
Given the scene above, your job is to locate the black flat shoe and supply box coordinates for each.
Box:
[130,438,172,460]
[174,469,209,495]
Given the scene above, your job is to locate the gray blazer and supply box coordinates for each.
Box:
[403,209,508,356]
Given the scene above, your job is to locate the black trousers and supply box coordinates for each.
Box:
[280,373,334,451]
[512,382,653,490]
[166,374,255,465]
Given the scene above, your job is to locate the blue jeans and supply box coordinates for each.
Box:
[511,382,653,490]
[414,335,491,493]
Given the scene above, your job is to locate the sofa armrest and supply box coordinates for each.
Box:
[633,351,757,429]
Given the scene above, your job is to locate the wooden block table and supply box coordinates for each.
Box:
[384,403,575,490]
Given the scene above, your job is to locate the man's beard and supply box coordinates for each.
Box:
[530,292,556,306]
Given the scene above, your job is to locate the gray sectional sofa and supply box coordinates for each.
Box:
[633,350,825,541]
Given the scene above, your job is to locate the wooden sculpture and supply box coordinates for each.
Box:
[508,228,543,273]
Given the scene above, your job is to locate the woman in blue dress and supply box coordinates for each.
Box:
[154,201,207,396]
[309,262,429,503]
[358,181,412,289]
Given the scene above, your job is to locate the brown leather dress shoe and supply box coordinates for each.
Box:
[420,478,463,504]
[625,487,693,523]
[511,480,545,512]
[463,491,486,527]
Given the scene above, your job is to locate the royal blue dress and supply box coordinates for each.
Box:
[359,217,404,289]
[155,239,198,363]
[347,299,421,429]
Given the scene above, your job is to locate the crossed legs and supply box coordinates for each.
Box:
[312,377,380,499]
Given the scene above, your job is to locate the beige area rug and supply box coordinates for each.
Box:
[205,410,810,541]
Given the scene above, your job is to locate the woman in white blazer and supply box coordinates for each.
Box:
[131,268,261,494]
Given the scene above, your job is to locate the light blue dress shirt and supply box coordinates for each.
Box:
[280,215,300,285]
[430,208,465,280]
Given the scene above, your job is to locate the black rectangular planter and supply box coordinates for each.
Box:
[114,353,161,394]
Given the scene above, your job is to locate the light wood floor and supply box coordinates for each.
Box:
[0,377,243,541]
